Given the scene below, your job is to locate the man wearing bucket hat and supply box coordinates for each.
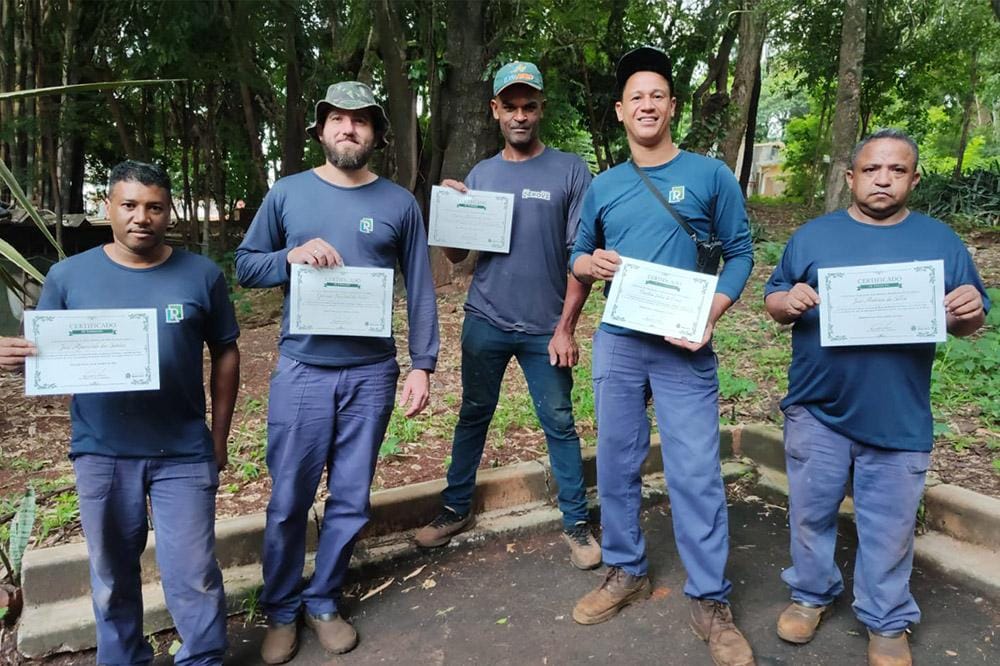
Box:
[412,61,600,569]
[570,47,755,666]
[236,81,439,663]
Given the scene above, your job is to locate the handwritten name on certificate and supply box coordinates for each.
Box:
[818,260,946,347]
[24,309,160,396]
[289,264,394,338]
[602,257,718,341]
[427,185,514,253]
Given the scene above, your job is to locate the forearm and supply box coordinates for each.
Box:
[209,343,240,451]
[571,254,598,285]
[555,274,592,334]
[765,292,797,325]
[708,292,734,325]
[234,247,291,288]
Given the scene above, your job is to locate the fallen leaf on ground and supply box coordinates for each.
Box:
[651,586,671,600]
[436,606,455,616]
[403,564,427,581]
[506,543,516,553]
[496,617,508,625]
[945,650,958,657]
[360,577,395,601]
[421,578,437,589]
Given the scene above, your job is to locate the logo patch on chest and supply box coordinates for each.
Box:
[521,188,551,201]
[359,217,374,233]
[668,186,685,203]
[165,304,184,323]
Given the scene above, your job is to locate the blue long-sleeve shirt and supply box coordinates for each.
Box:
[571,151,754,336]
[235,171,439,371]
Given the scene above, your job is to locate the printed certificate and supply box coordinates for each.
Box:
[602,256,718,341]
[818,260,946,347]
[427,185,514,253]
[24,309,160,396]
[289,264,394,337]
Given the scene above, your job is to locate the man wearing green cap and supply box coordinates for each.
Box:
[236,81,439,662]
[413,61,600,570]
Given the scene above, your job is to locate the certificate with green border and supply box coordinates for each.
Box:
[289,264,394,337]
[818,260,946,347]
[24,309,160,396]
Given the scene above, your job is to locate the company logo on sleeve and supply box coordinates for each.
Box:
[165,304,184,323]
[359,217,374,233]
[668,186,685,203]
[521,188,551,201]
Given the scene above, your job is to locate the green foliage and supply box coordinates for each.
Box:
[931,325,1000,430]
[4,487,37,586]
[779,113,829,201]
[718,368,757,401]
[908,163,1000,228]
[755,240,786,266]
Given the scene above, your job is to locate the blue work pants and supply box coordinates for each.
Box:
[73,455,225,666]
[261,355,398,624]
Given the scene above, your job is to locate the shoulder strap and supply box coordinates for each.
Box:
[629,160,714,241]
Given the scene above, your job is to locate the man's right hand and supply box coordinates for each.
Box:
[769,283,820,323]
[587,249,622,282]
[287,237,343,267]
[0,336,35,372]
[440,179,468,193]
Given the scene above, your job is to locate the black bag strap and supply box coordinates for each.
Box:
[629,160,715,241]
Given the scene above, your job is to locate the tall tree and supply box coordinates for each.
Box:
[824,0,867,213]
[374,0,419,190]
[719,2,768,169]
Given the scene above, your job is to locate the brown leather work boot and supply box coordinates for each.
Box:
[689,599,756,666]
[572,566,651,625]
[260,621,298,665]
[562,522,602,570]
[304,612,358,654]
[867,629,912,666]
[776,601,829,644]
[414,507,475,547]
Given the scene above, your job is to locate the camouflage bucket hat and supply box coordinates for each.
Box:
[306,81,390,149]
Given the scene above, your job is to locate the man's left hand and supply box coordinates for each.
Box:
[400,369,430,417]
[945,284,984,321]
[214,442,229,472]
[665,320,714,352]
[548,330,579,367]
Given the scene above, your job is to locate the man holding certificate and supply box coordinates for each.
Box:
[0,161,241,665]
[765,129,989,666]
[235,81,439,662]
[570,47,756,666]
[413,61,601,570]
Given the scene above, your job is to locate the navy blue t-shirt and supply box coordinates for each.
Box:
[572,150,754,337]
[464,148,592,334]
[234,171,439,370]
[765,210,991,451]
[36,247,240,461]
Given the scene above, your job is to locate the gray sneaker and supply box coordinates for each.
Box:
[562,522,602,570]
[414,507,474,547]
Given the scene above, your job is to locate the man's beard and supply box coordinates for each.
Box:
[322,138,374,170]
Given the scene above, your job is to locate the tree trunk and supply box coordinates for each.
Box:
[824,0,868,213]
[58,0,83,214]
[280,0,306,177]
[374,0,419,191]
[953,49,979,180]
[435,0,497,284]
[739,65,762,195]
[220,0,270,197]
[682,20,738,152]
[719,3,767,170]
[577,47,608,172]
[0,0,15,172]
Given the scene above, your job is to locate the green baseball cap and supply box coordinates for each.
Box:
[306,81,390,149]
[492,61,544,97]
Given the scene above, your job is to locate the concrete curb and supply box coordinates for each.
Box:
[17,425,1000,657]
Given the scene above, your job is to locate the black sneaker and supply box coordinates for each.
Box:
[414,507,474,547]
